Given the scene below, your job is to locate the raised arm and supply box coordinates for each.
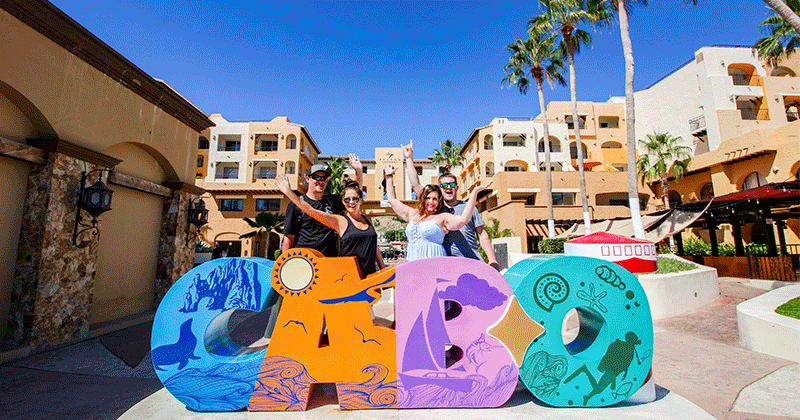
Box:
[439,180,494,231]
[402,140,423,196]
[348,153,364,188]
[383,163,416,222]
[275,174,347,236]
[476,226,499,270]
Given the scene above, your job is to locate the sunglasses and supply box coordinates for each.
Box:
[440,182,458,189]
[309,173,329,182]
[343,196,361,203]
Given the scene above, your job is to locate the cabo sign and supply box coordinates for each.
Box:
[151,250,652,411]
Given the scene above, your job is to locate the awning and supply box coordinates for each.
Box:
[645,202,711,243]
[555,207,698,242]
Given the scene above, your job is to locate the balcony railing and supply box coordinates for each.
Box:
[689,114,706,132]
[787,110,799,122]
[731,74,751,86]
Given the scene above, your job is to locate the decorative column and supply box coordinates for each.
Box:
[7,139,119,350]
[156,181,205,306]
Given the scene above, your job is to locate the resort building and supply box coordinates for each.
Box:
[635,46,800,247]
[0,0,213,353]
[195,114,320,259]
[457,103,656,253]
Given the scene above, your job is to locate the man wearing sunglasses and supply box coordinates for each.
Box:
[282,155,363,257]
[402,141,499,270]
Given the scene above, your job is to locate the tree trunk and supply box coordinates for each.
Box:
[764,0,800,34]
[537,77,556,238]
[618,1,646,239]
[566,36,591,235]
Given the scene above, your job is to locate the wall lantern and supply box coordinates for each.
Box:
[72,168,114,246]
[186,198,209,246]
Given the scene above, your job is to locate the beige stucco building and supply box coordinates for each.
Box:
[635,46,800,247]
[457,104,655,252]
[0,0,213,354]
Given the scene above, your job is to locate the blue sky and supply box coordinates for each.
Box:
[51,1,768,159]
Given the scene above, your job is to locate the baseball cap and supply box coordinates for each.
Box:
[306,163,331,177]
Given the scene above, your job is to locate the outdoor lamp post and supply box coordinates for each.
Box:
[72,168,114,246]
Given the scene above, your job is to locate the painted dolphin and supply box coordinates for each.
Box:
[152,318,201,371]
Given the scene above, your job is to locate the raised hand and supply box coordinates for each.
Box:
[472,180,494,195]
[384,163,396,176]
[275,174,291,195]
[348,153,362,173]
[401,139,414,159]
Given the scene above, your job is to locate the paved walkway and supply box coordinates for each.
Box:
[0,277,798,419]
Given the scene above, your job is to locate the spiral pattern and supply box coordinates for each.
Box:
[533,273,570,312]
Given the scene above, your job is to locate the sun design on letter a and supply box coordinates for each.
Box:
[577,283,607,313]
[274,251,319,297]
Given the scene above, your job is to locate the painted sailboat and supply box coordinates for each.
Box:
[398,292,473,392]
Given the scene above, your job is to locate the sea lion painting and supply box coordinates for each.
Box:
[152,319,201,371]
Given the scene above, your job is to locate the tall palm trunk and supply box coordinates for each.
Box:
[764,0,800,33]
[536,75,556,238]
[618,0,646,239]
[564,30,591,235]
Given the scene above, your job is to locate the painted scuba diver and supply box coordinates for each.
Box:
[563,331,643,404]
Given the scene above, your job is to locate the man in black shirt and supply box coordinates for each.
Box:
[281,156,363,257]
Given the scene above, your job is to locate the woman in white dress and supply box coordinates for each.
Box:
[383,163,492,261]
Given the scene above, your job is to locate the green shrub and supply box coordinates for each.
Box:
[657,244,671,254]
[539,238,567,254]
[373,219,381,227]
[718,243,736,256]
[384,229,407,242]
[654,256,697,274]
[683,237,711,256]
[274,248,282,260]
[776,297,800,320]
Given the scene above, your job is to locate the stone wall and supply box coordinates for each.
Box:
[155,188,196,306]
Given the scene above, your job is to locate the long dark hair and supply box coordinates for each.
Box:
[416,184,444,216]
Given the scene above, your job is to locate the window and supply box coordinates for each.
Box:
[222,166,238,179]
[485,162,494,177]
[525,195,536,206]
[538,137,561,153]
[256,198,280,212]
[219,199,243,211]
[668,191,682,208]
[218,134,241,151]
[552,193,575,206]
[253,241,261,258]
[570,142,588,159]
[743,171,766,190]
[700,183,714,200]
[259,140,278,151]
[225,141,240,151]
[257,164,277,179]
[286,134,297,149]
[503,135,525,147]
[601,141,622,149]
[506,166,521,172]
[484,135,493,150]
[598,117,619,129]
[198,136,209,149]
[565,115,587,130]
[285,161,296,175]
[197,156,204,168]
[415,166,423,175]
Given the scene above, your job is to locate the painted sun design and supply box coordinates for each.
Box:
[273,251,319,296]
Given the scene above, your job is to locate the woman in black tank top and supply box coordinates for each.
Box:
[276,175,385,276]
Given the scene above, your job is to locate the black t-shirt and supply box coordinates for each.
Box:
[283,194,345,257]
[339,215,378,276]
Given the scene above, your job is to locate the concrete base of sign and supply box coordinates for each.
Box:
[636,255,720,320]
[120,382,715,419]
[737,284,800,363]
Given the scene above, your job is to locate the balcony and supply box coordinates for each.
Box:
[689,115,706,132]
[739,108,769,121]
[787,110,799,122]
[731,74,751,86]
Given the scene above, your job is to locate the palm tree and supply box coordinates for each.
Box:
[763,0,800,35]
[636,132,692,211]
[502,33,566,238]
[530,0,614,235]
[612,0,697,239]
[431,139,464,173]
[754,0,800,67]
[324,156,347,195]
[240,212,285,258]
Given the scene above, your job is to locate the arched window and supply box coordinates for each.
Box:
[700,183,714,200]
[484,135,493,150]
[539,162,563,171]
[485,162,495,177]
[286,134,297,149]
[743,171,766,190]
[569,142,588,159]
[285,161,296,175]
[538,136,561,153]
[727,63,757,86]
[601,141,622,149]
[504,161,527,172]
[198,136,209,149]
